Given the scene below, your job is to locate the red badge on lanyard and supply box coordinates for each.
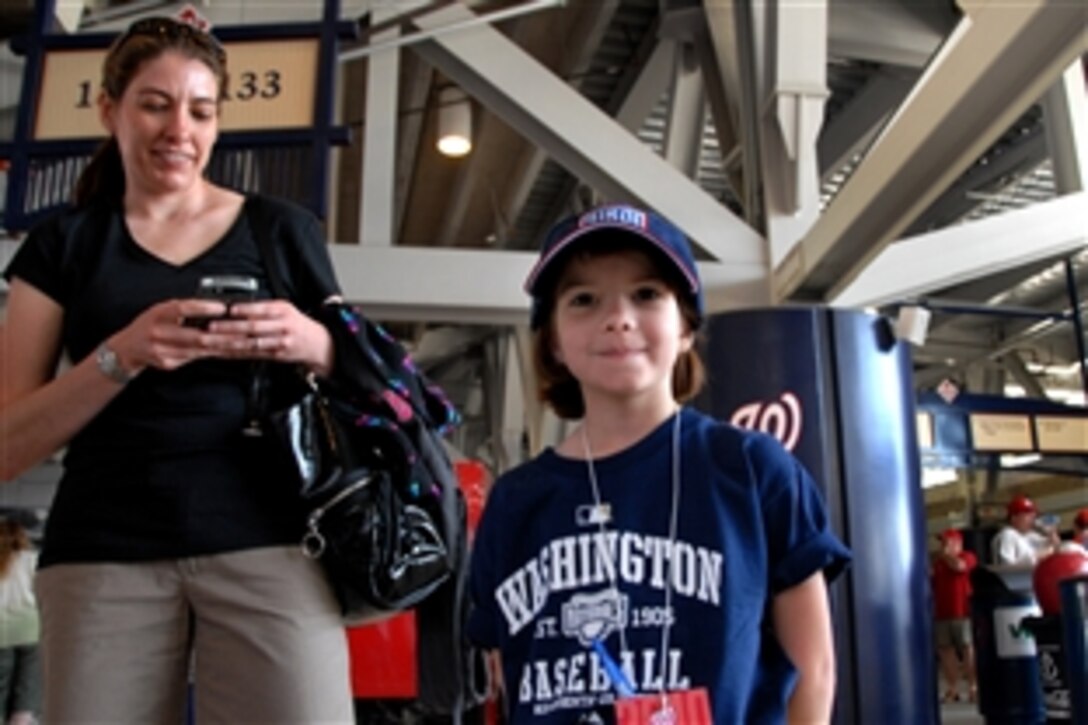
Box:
[614,688,712,724]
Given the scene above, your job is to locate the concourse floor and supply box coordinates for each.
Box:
[940,699,984,725]
[937,679,983,725]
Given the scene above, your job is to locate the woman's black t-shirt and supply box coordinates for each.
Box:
[3,195,340,567]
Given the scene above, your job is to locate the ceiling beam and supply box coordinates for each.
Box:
[662,42,706,179]
[756,0,829,266]
[1043,61,1088,194]
[833,191,1088,308]
[616,33,676,131]
[699,0,761,221]
[496,0,621,247]
[406,2,765,266]
[774,1,1088,302]
[818,66,916,178]
[999,351,1048,399]
[359,15,400,246]
[904,119,1048,235]
[827,0,954,68]
[319,243,769,325]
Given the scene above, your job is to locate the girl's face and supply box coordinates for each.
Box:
[100,50,220,197]
[550,249,693,411]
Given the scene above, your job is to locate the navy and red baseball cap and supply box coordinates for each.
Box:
[937,528,963,542]
[523,203,704,330]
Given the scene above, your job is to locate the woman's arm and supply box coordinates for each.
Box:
[773,571,837,725]
[0,279,231,480]
[1,280,121,479]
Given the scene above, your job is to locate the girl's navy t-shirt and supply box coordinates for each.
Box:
[468,408,851,723]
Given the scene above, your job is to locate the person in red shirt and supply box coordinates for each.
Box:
[931,528,978,703]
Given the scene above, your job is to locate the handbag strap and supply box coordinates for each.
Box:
[242,196,298,420]
[245,196,291,301]
[244,195,458,435]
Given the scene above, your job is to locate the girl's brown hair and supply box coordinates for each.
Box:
[530,245,706,420]
[74,17,229,206]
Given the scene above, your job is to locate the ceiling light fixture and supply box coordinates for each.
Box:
[437,87,472,158]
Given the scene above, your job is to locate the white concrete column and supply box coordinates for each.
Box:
[759,0,828,268]
[55,0,86,32]
[510,324,570,459]
[1042,61,1088,194]
[663,41,707,179]
[359,8,400,246]
[497,330,528,472]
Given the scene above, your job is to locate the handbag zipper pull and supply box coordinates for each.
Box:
[300,474,375,559]
[301,515,327,558]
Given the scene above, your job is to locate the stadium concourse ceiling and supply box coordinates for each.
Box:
[4,0,1087,405]
[331,0,1087,407]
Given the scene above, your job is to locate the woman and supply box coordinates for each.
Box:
[0,16,353,722]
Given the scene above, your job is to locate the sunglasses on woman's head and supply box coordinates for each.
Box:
[120,17,226,65]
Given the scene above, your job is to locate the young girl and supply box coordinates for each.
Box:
[468,204,851,723]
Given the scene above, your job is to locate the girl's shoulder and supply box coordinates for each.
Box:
[474,456,574,540]
[684,407,782,453]
[485,448,591,510]
[488,455,556,495]
[683,408,798,482]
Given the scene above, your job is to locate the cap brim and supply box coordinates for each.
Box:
[524,226,700,298]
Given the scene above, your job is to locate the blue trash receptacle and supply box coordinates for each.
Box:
[1058,575,1088,725]
[971,567,1046,724]
[1021,614,1072,723]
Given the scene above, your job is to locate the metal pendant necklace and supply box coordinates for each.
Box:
[580,408,682,706]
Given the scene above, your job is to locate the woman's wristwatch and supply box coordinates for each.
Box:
[95,343,137,385]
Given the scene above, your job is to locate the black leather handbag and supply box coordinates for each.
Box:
[248,201,464,622]
[263,366,455,620]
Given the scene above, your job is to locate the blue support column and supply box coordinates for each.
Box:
[5,0,55,224]
[700,306,937,725]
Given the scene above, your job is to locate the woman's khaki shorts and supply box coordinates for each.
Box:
[36,546,353,724]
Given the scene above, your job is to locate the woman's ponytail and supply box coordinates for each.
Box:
[74,137,124,207]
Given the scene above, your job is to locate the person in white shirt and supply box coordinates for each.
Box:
[991,494,1058,567]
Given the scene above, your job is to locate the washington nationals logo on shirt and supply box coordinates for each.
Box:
[562,589,628,646]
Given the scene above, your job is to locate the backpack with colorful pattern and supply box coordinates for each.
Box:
[250,198,481,715]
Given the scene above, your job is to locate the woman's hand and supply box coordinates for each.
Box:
[207,300,335,376]
[107,298,233,376]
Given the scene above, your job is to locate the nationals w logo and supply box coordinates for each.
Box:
[729,392,803,452]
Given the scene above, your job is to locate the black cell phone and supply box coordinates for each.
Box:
[184,275,259,328]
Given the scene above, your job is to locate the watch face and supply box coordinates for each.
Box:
[96,344,131,384]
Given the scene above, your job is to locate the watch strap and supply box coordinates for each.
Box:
[95,343,136,384]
